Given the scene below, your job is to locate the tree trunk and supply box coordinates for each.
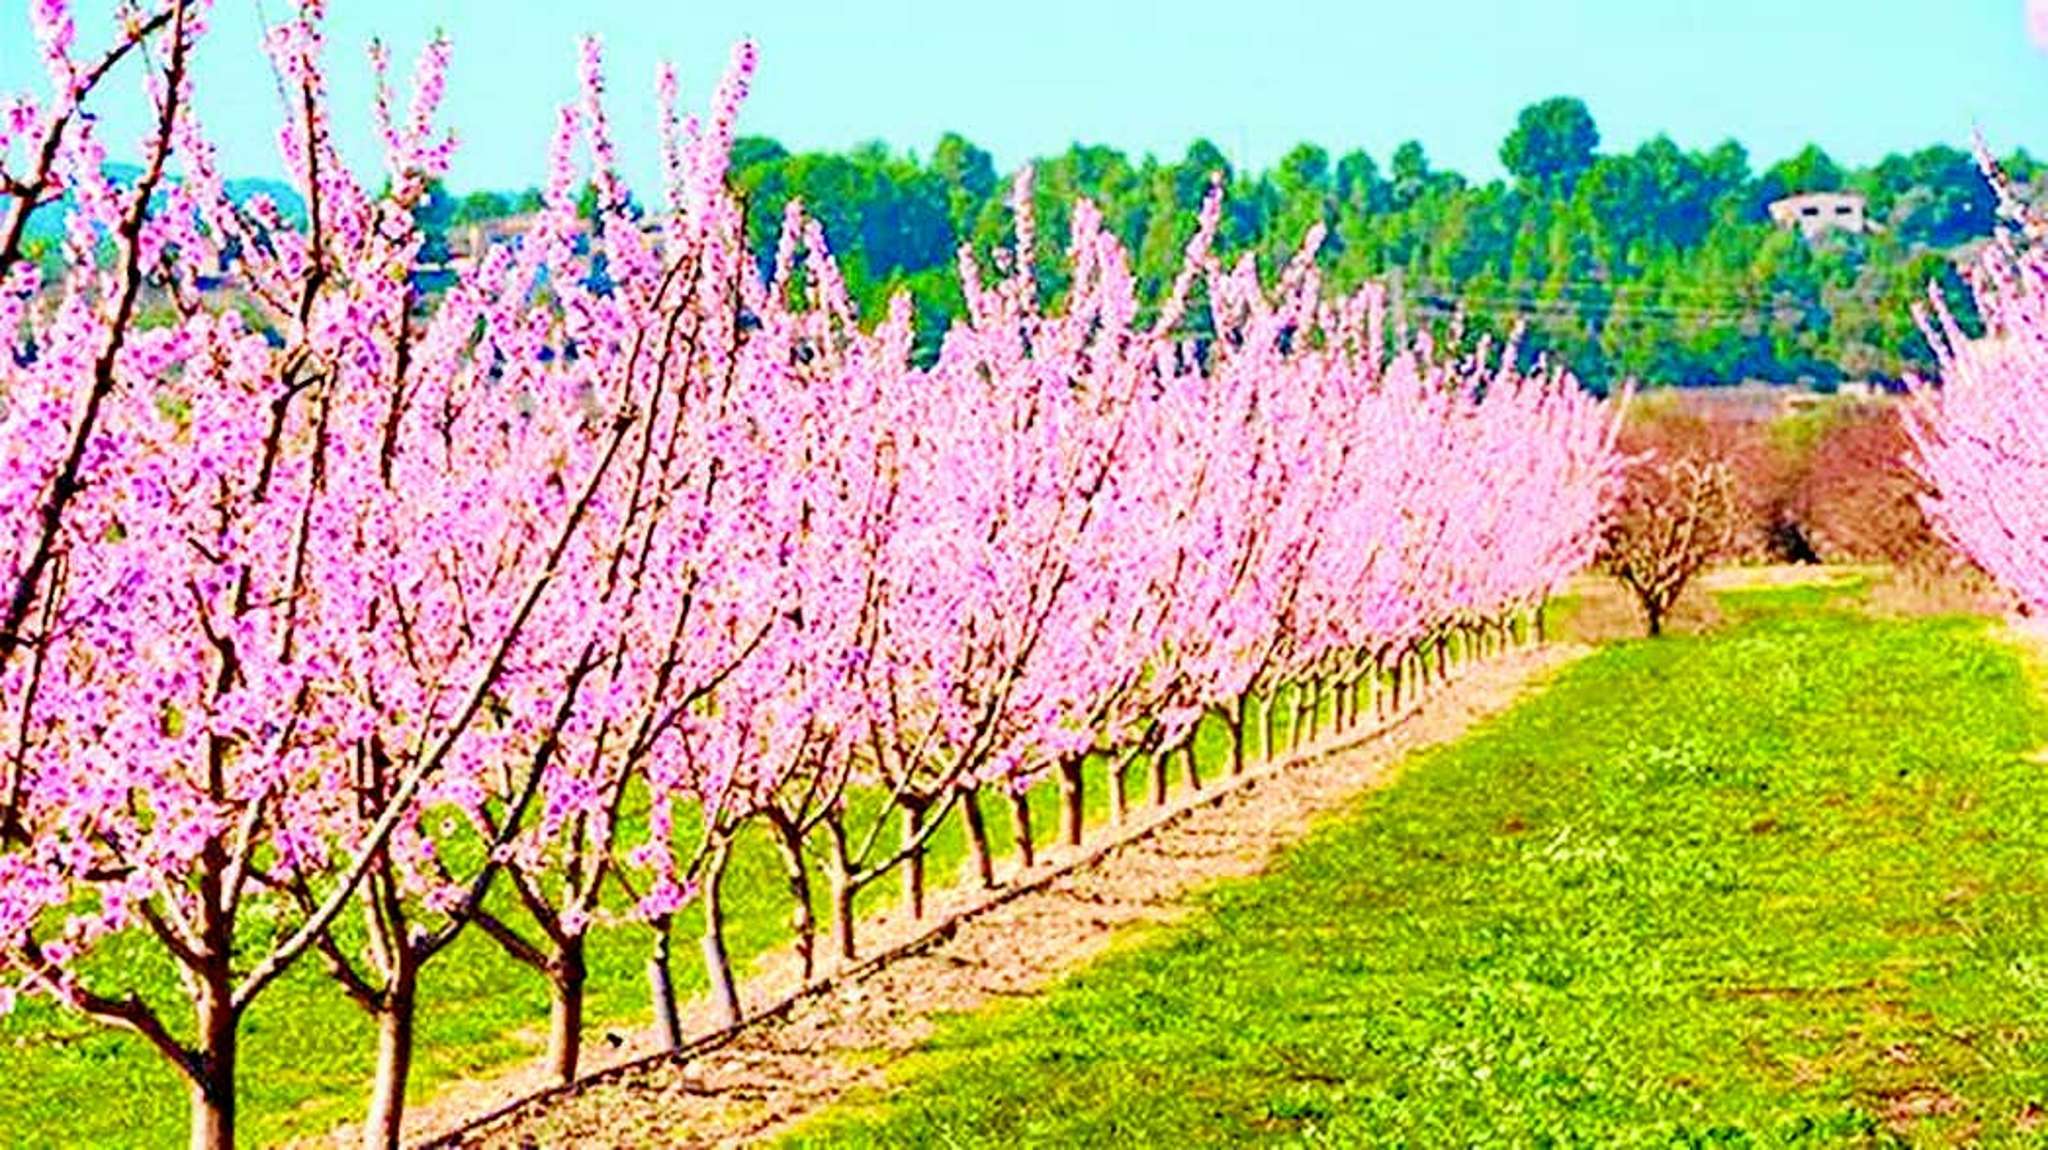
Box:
[1226,696,1248,776]
[1180,740,1201,792]
[1290,690,1309,751]
[1108,749,1130,826]
[1535,599,1548,644]
[1390,662,1404,713]
[960,785,995,890]
[362,958,419,1150]
[646,916,683,1052]
[189,980,237,1150]
[1147,747,1169,807]
[1057,755,1084,846]
[701,842,741,1030]
[827,815,857,964]
[1645,600,1665,638]
[548,935,587,1086]
[770,815,817,981]
[900,797,927,920]
[1259,690,1276,763]
[1008,788,1035,871]
[1438,636,1449,681]
[1307,676,1324,742]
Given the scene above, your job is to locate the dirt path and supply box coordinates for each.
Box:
[418,644,1582,1149]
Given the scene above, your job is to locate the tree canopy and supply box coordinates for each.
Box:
[438,97,2012,388]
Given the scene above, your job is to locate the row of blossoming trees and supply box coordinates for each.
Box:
[1908,150,2048,610]
[0,3,1624,1148]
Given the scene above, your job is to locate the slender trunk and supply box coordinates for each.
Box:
[646,916,683,1052]
[1290,689,1309,752]
[1108,749,1130,826]
[1008,788,1035,871]
[900,797,927,920]
[189,977,237,1150]
[1180,740,1201,792]
[547,934,588,1086]
[1390,662,1404,713]
[1307,675,1324,742]
[1147,747,1169,807]
[827,815,857,964]
[1535,599,1548,645]
[1259,689,1277,763]
[1226,696,1248,776]
[1437,636,1449,681]
[701,842,741,1029]
[960,785,995,890]
[1645,601,1664,638]
[1057,756,1085,846]
[770,815,817,981]
[362,958,419,1150]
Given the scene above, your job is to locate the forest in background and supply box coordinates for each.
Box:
[37,97,2022,389]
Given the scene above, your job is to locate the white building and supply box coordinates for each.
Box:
[1767,191,1868,239]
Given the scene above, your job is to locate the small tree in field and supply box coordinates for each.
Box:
[1600,445,1740,637]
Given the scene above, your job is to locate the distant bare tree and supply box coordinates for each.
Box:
[1600,452,1740,637]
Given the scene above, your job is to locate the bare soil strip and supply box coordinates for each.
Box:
[407,645,1581,1149]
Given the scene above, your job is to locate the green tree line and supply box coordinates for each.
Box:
[439,97,2027,390]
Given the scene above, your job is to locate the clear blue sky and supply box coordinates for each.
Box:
[4,1,2046,191]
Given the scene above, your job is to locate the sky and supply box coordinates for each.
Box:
[3,1,2046,192]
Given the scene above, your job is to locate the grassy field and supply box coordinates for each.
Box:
[0,651,1325,1146]
[790,587,2048,1146]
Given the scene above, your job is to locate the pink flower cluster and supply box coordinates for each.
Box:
[1907,229,2048,608]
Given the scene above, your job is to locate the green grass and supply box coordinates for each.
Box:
[789,603,2048,1147]
[1,673,1346,1147]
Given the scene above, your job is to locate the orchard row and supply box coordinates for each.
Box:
[0,4,1623,1148]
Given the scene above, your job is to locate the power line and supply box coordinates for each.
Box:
[1401,274,1901,307]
